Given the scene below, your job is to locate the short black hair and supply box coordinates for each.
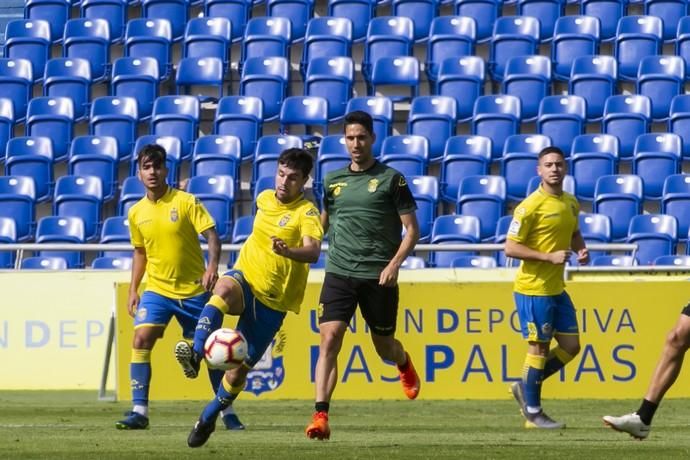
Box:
[344,110,374,136]
[538,146,565,160]
[137,143,167,167]
[279,148,314,178]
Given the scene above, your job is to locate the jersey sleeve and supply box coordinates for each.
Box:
[390,173,417,215]
[127,207,144,248]
[506,202,535,244]
[188,195,216,234]
[300,204,324,242]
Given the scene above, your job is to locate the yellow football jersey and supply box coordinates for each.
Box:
[128,187,215,299]
[235,189,323,313]
[507,185,580,295]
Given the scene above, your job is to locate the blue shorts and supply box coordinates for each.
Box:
[514,291,579,342]
[223,270,287,367]
[135,290,211,339]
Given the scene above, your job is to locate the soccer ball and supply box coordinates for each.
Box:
[203,328,248,370]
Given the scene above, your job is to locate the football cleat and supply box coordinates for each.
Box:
[510,381,528,415]
[603,413,650,440]
[222,412,245,430]
[398,352,421,400]
[175,340,201,379]
[188,418,216,448]
[524,410,565,429]
[115,411,149,430]
[305,411,330,440]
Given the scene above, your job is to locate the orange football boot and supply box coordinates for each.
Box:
[305,411,330,440]
[398,352,421,400]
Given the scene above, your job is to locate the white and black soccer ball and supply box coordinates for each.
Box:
[203,328,248,370]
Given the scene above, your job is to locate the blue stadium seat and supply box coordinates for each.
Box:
[662,174,690,241]
[401,255,426,269]
[453,0,500,43]
[110,56,160,120]
[569,133,619,201]
[602,95,652,161]
[494,214,512,266]
[552,15,601,81]
[92,256,133,269]
[141,0,189,42]
[252,135,303,190]
[516,0,565,42]
[0,176,36,241]
[580,0,626,42]
[279,96,329,136]
[150,95,200,160]
[304,56,354,121]
[191,135,241,185]
[24,96,75,162]
[63,18,111,83]
[252,175,275,204]
[368,56,420,103]
[3,19,51,82]
[240,17,291,69]
[392,0,440,42]
[501,55,551,121]
[345,96,393,157]
[300,17,353,79]
[632,133,682,200]
[4,136,53,202]
[636,55,685,121]
[239,56,289,121]
[627,214,678,265]
[593,174,644,240]
[68,135,119,201]
[380,135,430,177]
[118,176,145,215]
[579,211,612,261]
[42,58,92,121]
[568,55,617,122]
[644,0,688,42]
[184,17,232,69]
[407,175,438,243]
[456,175,506,240]
[489,16,540,82]
[53,175,104,241]
[314,135,350,203]
[213,96,264,162]
[425,16,476,86]
[124,18,173,81]
[20,256,68,270]
[525,174,576,195]
[24,0,70,43]
[80,0,128,43]
[99,215,131,257]
[440,135,491,203]
[500,134,552,200]
[407,96,457,162]
[362,16,414,79]
[591,255,637,266]
[614,15,663,81]
[187,175,235,241]
[537,95,586,155]
[175,56,225,103]
[327,0,375,42]
[471,94,521,160]
[450,255,497,268]
[0,57,33,122]
[0,98,14,160]
[35,215,85,268]
[654,255,690,267]
[266,0,314,42]
[430,214,481,267]
[232,214,254,244]
[669,94,690,159]
[130,135,182,187]
[676,17,690,77]
[436,56,485,123]
[204,0,251,43]
[89,96,139,162]
[0,217,17,268]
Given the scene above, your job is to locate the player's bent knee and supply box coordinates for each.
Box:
[666,327,690,351]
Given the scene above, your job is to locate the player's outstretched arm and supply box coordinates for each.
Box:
[128,247,147,317]
[270,235,321,263]
[201,227,221,291]
[505,239,571,265]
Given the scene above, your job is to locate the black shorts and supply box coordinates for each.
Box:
[682,303,690,317]
[318,272,399,336]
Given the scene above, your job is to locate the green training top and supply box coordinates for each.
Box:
[323,161,417,279]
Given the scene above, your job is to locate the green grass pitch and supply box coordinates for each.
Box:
[2,392,690,459]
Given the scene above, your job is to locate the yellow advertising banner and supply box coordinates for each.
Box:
[115,273,690,401]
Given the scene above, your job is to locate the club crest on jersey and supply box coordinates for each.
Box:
[334,186,341,196]
[278,214,291,227]
[245,330,287,396]
[170,207,179,222]
[367,178,379,193]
